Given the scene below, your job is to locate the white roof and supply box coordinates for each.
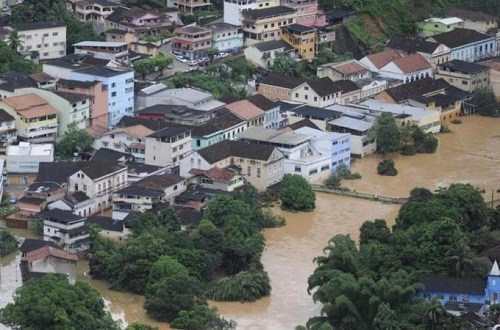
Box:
[7,142,54,157]
[328,116,373,132]
[162,88,213,104]
[238,126,311,146]
[491,261,500,276]
[359,99,439,121]
[294,126,349,141]
[140,83,169,95]
[73,41,127,47]
[425,17,463,25]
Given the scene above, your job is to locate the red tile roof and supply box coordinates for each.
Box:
[332,60,369,76]
[26,246,78,263]
[190,167,236,182]
[389,53,431,74]
[365,50,401,69]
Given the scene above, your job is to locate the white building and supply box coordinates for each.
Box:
[144,125,192,167]
[327,116,376,157]
[17,21,67,60]
[40,209,89,253]
[223,0,279,26]
[73,41,129,63]
[6,142,54,174]
[237,126,332,182]
[378,53,432,83]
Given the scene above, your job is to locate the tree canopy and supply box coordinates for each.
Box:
[280,174,316,211]
[56,123,94,160]
[0,275,119,330]
[0,41,37,74]
[475,88,499,117]
[374,113,401,155]
[0,229,18,257]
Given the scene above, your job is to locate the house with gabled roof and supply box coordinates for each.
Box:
[244,39,296,69]
[317,59,370,82]
[359,50,401,73]
[180,139,284,191]
[257,73,306,101]
[225,99,265,128]
[378,53,432,83]
[246,93,282,129]
[189,167,246,191]
[37,209,89,253]
[434,59,490,92]
[447,9,497,34]
[190,111,246,150]
[104,7,176,37]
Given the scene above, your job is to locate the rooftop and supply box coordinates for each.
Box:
[190,112,244,137]
[27,182,62,193]
[385,34,442,54]
[7,142,53,157]
[197,139,280,164]
[242,6,296,20]
[73,41,128,48]
[419,276,486,295]
[115,185,164,198]
[363,50,401,69]
[388,53,431,74]
[327,59,369,76]
[176,26,212,34]
[101,124,154,139]
[146,125,192,139]
[86,215,124,232]
[358,99,439,121]
[36,209,84,224]
[438,59,489,74]
[328,116,373,132]
[53,91,90,104]
[238,126,311,146]
[135,174,185,191]
[204,22,241,32]
[252,39,294,52]
[90,148,131,162]
[430,28,492,48]
[19,238,59,253]
[286,118,321,131]
[282,23,316,34]
[423,17,463,25]
[16,21,65,31]
[0,109,15,122]
[258,73,305,89]
[246,93,279,111]
[447,8,496,22]
[383,77,468,103]
[290,104,342,120]
[190,167,236,182]
[225,99,265,120]
[307,77,343,97]
[26,246,78,263]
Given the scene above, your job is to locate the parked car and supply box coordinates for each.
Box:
[219,52,229,58]
[213,54,222,60]
[171,50,182,56]
[9,196,17,204]
[188,60,198,66]
[176,55,188,63]
[2,5,10,12]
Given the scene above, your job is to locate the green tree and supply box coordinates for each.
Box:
[134,58,155,80]
[56,123,94,160]
[279,174,316,211]
[0,41,37,74]
[32,219,44,236]
[0,275,119,329]
[0,229,18,257]
[445,240,474,278]
[126,323,159,330]
[207,271,271,302]
[359,219,391,245]
[377,159,398,176]
[475,88,498,116]
[8,31,23,52]
[205,47,220,60]
[171,305,236,330]
[151,55,172,76]
[374,113,401,155]
[146,255,189,294]
[158,207,182,231]
[323,174,341,189]
[270,53,311,78]
[144,274,205,322]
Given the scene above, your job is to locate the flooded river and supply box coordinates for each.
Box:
[0,115,499,329]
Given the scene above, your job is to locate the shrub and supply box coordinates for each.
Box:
[451,119,463,124]
[323,174,341,189]
[0,229,18,257]
[421,135,438,153]
[377,159,398,176]
[279,174,316,211]
[207,271,271,302]
[401,144,417,156]
[337,164,362,180]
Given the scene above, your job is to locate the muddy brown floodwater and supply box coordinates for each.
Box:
[0,115,499,330]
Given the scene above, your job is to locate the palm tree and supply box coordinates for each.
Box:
[8,31,23,52]
[445,240,474,278]
[426,298,445,330]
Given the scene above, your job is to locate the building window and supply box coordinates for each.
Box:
[111,91,117,97]
[295,93,299,98]
[294,165,301,172]
[247,166,251,176]
[257,168,261,177]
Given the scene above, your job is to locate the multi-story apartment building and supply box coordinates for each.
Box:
[145,125,193,167]
[191,112,246,150]
[43,54,134,127]
[0,94,58,143]
[0,109,16,144]
[281,0,325,27]
[241,6,296,45]
[205,23,243,52]
[17,21,67,60]
[434,59,490,93]
[223,0,279,26]
[180,139,285,191]
[173,0,212,14]
[73,41,129,63]
[40,209,89,253]
[105,7,176,37]
[14,88,90,137]
[327,116,375,157]
[6,142,54,175]
[56,79,109,129]
[280,23,317,60]
[171,26,213,61]
[247,93,282,129]
[74,0,125,33]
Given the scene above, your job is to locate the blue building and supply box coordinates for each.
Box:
[205,23,243,53]
[419,261,500,314]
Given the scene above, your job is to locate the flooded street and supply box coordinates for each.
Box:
[0,115,499,329]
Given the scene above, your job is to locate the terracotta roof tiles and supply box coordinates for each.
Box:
[225,99,265,120]
[389,53,431,74]
[365,50,401,69]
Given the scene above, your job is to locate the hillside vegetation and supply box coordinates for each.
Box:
[324,0,500,51]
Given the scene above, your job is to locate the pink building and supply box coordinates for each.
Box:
[56,79,109,129]
[281,0,326,27]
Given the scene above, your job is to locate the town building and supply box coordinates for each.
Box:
[104,7,176,37]
[205,23,243,52]
[427,28,496,62]
[56,79,109,129]
[16,21,67,60]
[0,72,55,99]
[39,209,89,253]
[18,181,66,216]
[180,139,285,191]
[172,183,233,211]
[257,73,304,101]
[173,0,212,14]
[281,0,325,27]
[326,116,375,158]
[86,215,130,241]
[317,59,370,82]
[237,126,332,181]
[47,191,94,218]
[356,79,389,101]
[246,93,281,129]
[385,34,452,69]
[73,0,124,33]
[223,0,279,26]
[374,77,470,121]
[189,167,246,191]
[359,50,401,74]
[378,53,432,83]
[135,83,225,111]
[0,94,58,143]
[144,125,192,167]
[243,39,296,69]
[190,111,246,150]
[417,17,464,37]
[129,40,162,57]
[225,99,265,127]
[478,57,500,102]
[447,9,497,34]
[14,88,91,137]
[43,54,134,127]
[104,28,136,44]
[0,109,17,145]
[73,41,129,63]
[93,124,154,163]
[241,6,297,45]
[280,24,317,60]
[434,59,490,92]
[171,26,213,61]
[285,103,340,131]
[290,77,342,107]
[137,104,222,126]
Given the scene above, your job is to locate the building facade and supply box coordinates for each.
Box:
[171,26,213,61]
[17,21,67,60]
[206,23,243,52]
[241,6,296,45]
[434,59,490,92]
[144,126,192,167]
[280,24,317,60]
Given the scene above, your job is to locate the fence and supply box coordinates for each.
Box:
[310,184,407,204]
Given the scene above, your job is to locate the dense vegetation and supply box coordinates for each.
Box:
[88,189,282,328]
[0,275,119,329]
[323,164,362,189]
[167,57,255,99]
[377,159,398,176]
[374,113,438,156]
[0,41,38,74]
[279,174,316,212]
[0,229,18,257]
[475,88,500,117]
[56,123,94,160]
[304,183,496,329]
[323,0,500,50]
[10,0,104,53]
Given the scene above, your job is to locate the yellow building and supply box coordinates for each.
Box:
[280,23,317,60]
[241,6,297,45]
[0,94,58,143]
